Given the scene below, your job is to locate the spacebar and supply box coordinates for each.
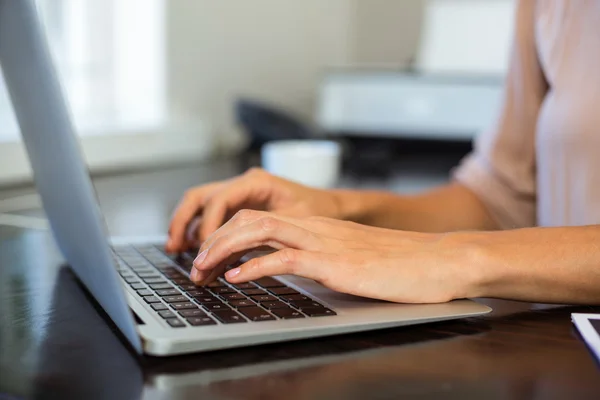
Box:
[238,306,276,322]
[212,309,246,324]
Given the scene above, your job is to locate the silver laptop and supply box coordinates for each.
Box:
[0,0,491,356]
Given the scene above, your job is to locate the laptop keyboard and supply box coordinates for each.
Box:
[111,245,336,328]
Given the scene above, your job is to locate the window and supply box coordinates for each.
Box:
[416,0,516,75]
[0,0,166,143]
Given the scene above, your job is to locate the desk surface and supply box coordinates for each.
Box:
[1,160,599,399]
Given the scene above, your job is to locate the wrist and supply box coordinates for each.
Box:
[330,189,405,224]
[329,189,365,221]
[442,231,500,299]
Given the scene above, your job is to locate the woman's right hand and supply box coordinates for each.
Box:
[166,167,345,253]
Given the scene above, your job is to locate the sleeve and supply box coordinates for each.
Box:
[452,0,548,229]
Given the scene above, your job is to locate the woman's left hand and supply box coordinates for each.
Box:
[190,210,477,304]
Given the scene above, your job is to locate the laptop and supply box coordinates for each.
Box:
[0,0,491,356]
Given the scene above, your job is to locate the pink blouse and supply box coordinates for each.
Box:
[454,0,600,228]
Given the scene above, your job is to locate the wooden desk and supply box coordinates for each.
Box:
[1,160,599,399]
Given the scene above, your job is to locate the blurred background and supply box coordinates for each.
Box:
[0,0,516,188]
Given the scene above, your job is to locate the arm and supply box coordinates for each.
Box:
[332,183,500,232]
[458,226,600,304]
[333,0,546,234]
[190,209,600,305]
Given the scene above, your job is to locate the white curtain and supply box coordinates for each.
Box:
[0,0,165,142]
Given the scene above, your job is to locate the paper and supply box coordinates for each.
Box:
[572,313,600,363]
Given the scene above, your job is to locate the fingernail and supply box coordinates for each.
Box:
[190,268,200,282]
[225,267,241,280]
[194,250,208,266]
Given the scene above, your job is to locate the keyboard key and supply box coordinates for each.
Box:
[238,307,276,322]
[112,245,132,254]
[187,317,217,326]
[231,282,255,290]
[289,301,324,310]
[144,296,161,304]
[151,303,168,311]
[192,295,218,303]
[242,289,265,296]
[178,258,194,274]
[149,283,173,290]
[302,308,336,317]
[206,280,226,288]
[251,295,277,303]
[161,266,183,275]
[253,277,285,288]
[155,263,175,270]
[136,289,154,296]
[132,268,155,275]
[178,284,199,291]
[156,289,181,297]
[261,301,288,309]
[271,308,305,319]
[210,287,235,295]
[163,295,190,303]
[158,310,177,319]
[166,318,186,328]
[221,293,246,301]
[134,245,158,252]
[280,294,311,302]
[123,258,150,268]
[142,277,166,284]
[185,289,211,296]
[203,303,230,311]
[229,300,255,308]
[212,310,246,324]
[170,302,198,311]
[179,309,207,318]
[124,277,140,284]
[268,287,299,296]
[130,283,146,290]
[137,272,160,278]
[172,278,191,285]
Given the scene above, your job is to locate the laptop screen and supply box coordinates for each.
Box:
[0,0,142,353]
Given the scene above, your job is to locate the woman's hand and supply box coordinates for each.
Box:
[166,168,345,253]
[190,209,478,304]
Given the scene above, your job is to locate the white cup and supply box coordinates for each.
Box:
[261,140,342,188]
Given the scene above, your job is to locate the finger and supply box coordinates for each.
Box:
[185,216,202,249]
[224,249,329,284]
[200,209,262,253]
[192,264,227,287]
[197,215,322,272]
[201,209,311,254]
[198,180,266,243]
[189,265,214,285]
[167,183,223,252]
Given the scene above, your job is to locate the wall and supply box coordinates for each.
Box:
[0,0,427,185]
[351,0,424,67]
[166,0,356,154]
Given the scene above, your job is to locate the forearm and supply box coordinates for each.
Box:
[332,183,499,232]
[458,226,600,304]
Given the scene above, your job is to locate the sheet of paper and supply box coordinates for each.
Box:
[572,313,600,363]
